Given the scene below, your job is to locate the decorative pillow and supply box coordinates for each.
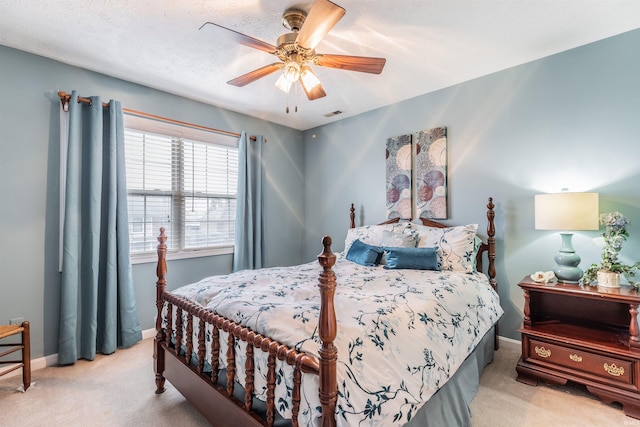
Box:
[383,247,439,270]
[343,222,411,254]
[378,229,418,265]
[380,230,418,248]
[411,224,479,273]
[346,239,384,266]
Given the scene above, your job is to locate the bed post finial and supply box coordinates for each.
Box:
[155,227,168,394]
[317,235,337,427]
[350,204,356,229]
[156,227,167,289]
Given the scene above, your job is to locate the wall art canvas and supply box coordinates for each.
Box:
[386,134,412,219]
[415,127,447,219]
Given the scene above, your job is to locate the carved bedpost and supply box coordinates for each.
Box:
[317,236,338,427]
[486,198,499,350]
[155,227,168,394]
[486,197,496,289]
[349,204,355,229]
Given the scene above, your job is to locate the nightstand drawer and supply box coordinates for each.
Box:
[529,339,633,384]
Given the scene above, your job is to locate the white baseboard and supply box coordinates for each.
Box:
[1,353,58,381]
[142,327,155,340]
[498,335,521,352]
[2,328,157,380]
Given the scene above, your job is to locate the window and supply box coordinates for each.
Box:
[123,115,238,258]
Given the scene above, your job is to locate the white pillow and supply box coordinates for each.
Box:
[411,224,479,273]
[379,229,419,265]
[343,222,411,254]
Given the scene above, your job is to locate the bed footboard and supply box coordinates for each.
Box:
[154,229,339,427]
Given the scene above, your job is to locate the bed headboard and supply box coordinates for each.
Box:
[348,197,497,292]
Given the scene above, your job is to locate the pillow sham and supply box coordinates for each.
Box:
[471,235,485,272]
[380,230,418,248]
[383,246,439,270]
[346,239,384,266]
[411,223,479,273]
[343,222,411,254]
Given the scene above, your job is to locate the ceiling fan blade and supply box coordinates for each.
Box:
[295,0,345,50]
[316,54,386,74]
[227,63,283,87]
[299,68,327,100]
[199,22,277,54]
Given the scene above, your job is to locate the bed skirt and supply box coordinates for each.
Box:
[407,327,496,427]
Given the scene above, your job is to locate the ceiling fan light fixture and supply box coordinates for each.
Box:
[275,74,293,93]
[300,66,321,91]
[283,60,301,83]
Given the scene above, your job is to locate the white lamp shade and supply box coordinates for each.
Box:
[534,192,599,231]
[300,67,321,91]
[275,74,293,93]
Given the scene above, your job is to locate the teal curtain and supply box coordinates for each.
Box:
[58,91,141,365]
[233,132,266,272]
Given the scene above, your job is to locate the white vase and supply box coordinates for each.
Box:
[597,270,621,288]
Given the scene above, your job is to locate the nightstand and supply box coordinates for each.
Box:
[515,276,640,418]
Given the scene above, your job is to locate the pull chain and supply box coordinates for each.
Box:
[284,83,300,114]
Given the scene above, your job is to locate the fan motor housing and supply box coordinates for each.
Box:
[276,32,315,64]
[276,32,298,51]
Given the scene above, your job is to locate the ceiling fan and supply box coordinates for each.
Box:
[200,0,386,106]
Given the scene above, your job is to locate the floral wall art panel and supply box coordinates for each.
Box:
[386,134,412,219]
[415,126,447,219]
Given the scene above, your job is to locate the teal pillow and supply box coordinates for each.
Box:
[379,230,418,265]
[384,246,439,270]
[346,239,384,266]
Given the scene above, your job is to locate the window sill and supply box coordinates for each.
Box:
[130,246,234,265]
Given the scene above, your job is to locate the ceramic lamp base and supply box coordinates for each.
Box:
[553,232,582,284]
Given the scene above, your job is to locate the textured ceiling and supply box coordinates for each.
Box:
[2,1,640,130]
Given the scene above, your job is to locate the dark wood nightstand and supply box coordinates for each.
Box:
[516,276,640,418]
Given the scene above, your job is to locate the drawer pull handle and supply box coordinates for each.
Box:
[603,363,625,377]
[569,353,582,362]
[534,346,551,358]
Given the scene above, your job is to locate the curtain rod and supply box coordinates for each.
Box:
[57,91,263,142]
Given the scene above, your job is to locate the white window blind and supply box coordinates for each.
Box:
[123,116,238,256]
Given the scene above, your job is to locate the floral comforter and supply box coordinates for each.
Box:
[170,254,503,426]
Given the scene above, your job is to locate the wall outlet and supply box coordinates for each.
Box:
[9,317,24,325]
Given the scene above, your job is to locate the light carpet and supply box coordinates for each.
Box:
[0,338,634,426]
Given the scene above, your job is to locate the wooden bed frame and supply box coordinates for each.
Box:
[153,197,497,427]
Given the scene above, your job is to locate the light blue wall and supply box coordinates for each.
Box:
[302,29,640,340]
[0,45,305,358]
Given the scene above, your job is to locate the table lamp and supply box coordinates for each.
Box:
[534,191,599,283]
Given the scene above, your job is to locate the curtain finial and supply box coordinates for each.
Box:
[58,91,70,111]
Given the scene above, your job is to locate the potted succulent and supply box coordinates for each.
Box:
[582,211,640,288]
